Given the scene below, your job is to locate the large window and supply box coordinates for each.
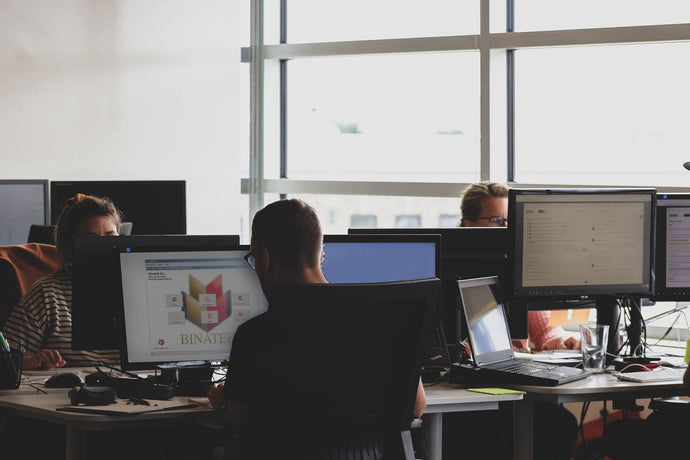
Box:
[241,0,690,344]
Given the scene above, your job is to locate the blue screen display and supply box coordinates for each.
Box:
[321,241,437,283]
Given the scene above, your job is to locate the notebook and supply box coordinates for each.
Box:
[457,276,590,386]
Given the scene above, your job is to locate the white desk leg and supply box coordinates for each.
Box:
[65,426,87,460]
[424,412,442,460]
[513,399,534,460]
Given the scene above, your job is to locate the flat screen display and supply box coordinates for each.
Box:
[0,180,49,246]
[654,193,690,301]
[50,180,186,235]
[509,188,656,299]
[118,246,267,370]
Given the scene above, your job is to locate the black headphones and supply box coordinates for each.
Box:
[68,385,117,406]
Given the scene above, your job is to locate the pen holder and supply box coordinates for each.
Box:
[0,349,23,389]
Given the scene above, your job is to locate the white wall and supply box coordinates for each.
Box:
[0,0,242,236]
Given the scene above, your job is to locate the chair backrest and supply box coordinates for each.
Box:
[0,243,60,329]
[27,224,56,245]
[244,278,440,459]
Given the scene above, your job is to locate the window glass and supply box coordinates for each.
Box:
[287,53,480,183]
[515,0,690,32]
[514,42,690,186]
[277,195,461,235]
[286,0,478,43]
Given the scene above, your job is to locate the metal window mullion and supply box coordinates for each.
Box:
[249,0,265,219]
[479,0,490,181]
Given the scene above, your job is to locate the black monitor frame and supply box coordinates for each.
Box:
[0,179,49,245]
[322,233,441,282]
[50,180,187,235]
[115,242,266,371]
[347,227,524,344]
[654,193,690,301]
[71,235,240,352]
[508,188,656,302]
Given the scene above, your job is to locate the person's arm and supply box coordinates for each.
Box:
[528,311,580,351]
[23,349,65,370]
[413,378,426,419]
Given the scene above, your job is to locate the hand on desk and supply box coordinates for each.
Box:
[23,349,66,370]
[560,337,581,350]
[207,383,226,410]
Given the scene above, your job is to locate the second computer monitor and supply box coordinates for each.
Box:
[509,188,656,300]
[655,193,690,301]
[322,234,440,283]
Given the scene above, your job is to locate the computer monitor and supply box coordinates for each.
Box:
[0,180,49,246]
[117,243,267,371]
[321,234,440,283]
[347,227,522,344]
[50,180,187,235]
[654,193,690,301]
[71,235,240,352]
[508,188,656,300]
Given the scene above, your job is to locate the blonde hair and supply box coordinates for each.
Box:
[459,182,509,227]
[54,193,122,267]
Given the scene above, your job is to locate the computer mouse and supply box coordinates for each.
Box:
[84,371,114,386]
[44,372,85,388]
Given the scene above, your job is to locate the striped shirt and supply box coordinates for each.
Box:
[2,268,120,367]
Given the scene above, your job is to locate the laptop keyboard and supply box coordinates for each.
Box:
[497,360,559,374]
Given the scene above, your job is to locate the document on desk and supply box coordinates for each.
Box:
[56,399,200,415]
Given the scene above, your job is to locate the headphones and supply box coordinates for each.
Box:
[68,385,117,406]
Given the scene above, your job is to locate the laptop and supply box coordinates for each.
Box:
[457,276,590,386]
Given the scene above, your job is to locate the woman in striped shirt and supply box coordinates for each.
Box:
[3,193,122,369]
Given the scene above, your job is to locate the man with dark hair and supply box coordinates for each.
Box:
[207,199,426,457]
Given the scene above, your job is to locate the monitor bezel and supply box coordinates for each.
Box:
[71,235,240,352]
[50,180,187,235]
[322,233,442,281]
[508,188,657,301]
[115,242,261,371]
[654,193,690,301]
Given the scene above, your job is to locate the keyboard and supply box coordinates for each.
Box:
[615,366,686,383]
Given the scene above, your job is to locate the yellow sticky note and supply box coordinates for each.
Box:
[684,337,690,364]
[570,308,592,324]
[467,388,526,395]
[548,309,568,326]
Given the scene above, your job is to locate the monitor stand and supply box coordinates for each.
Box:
[596,297,622,365]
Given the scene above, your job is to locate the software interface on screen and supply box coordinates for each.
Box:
[321,240,438,283]
[119,249,267,368]
[512,191,654,297]
[656,195,690,298]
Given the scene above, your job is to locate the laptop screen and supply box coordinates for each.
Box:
[457,276,514,366]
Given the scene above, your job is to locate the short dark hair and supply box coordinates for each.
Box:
[251,199,322,269]
[54,193,122,267]
[459,182,509,226]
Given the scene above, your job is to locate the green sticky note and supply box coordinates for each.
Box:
[467,387,526,395]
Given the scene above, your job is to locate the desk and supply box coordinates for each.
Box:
[507,371,686,460]
[0,388,213,460]
[423,381,523,460]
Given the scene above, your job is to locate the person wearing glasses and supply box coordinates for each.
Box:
[459,181,579,351]
[206,199,426,459]
[445,182,579,460]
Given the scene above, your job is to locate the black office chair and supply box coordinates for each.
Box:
[27,224,56,245]
[238,278,439,460]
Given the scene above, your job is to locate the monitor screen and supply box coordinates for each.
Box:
[71,235,240,352]
[322,234,440,283]
[654,193,690,301]
[346,227,521,344]
[0,180,49,246]
[509,188,656,300]
[50,180,186,235]
[117,245,267,370]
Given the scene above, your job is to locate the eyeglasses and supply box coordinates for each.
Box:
[476,216,508,227]
[244,252,255,270]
